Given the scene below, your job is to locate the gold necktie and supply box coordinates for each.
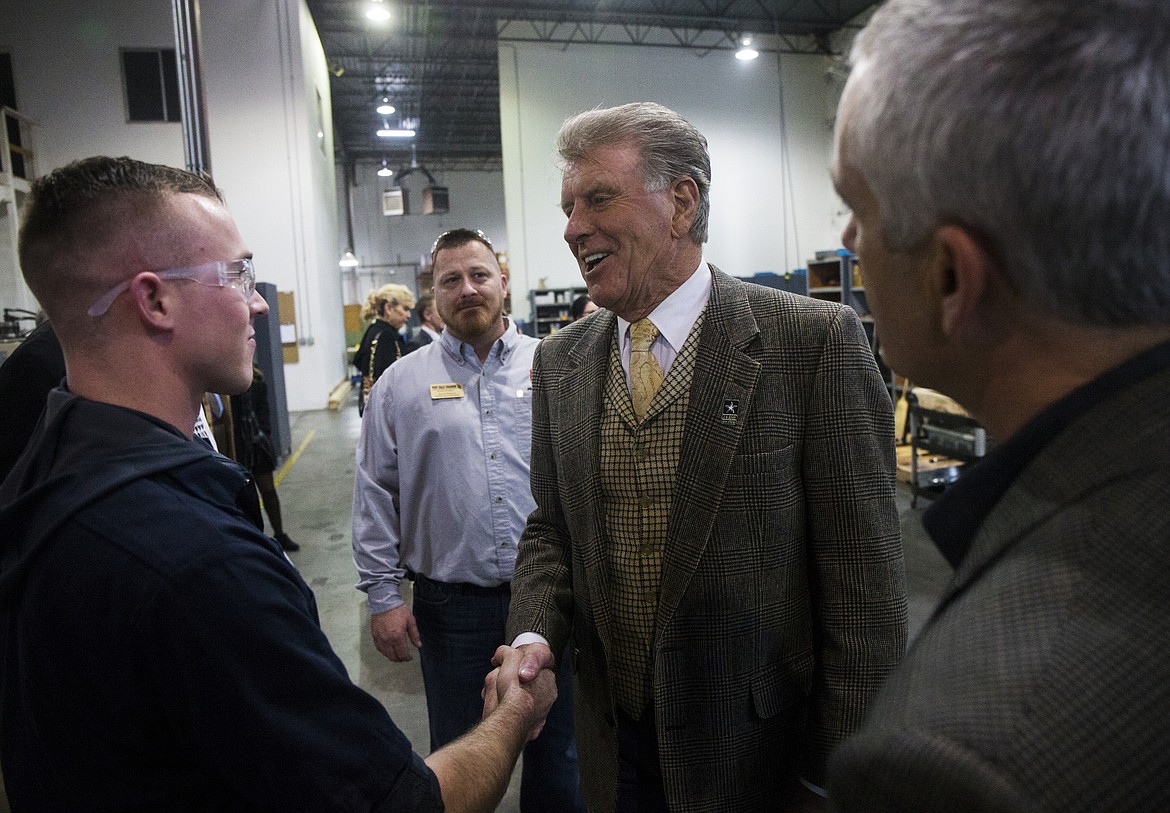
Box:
[629,318,664,422]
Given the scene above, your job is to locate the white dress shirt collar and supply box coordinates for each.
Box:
[616,259,711,353]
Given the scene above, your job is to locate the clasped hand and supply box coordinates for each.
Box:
[482,642,556,741]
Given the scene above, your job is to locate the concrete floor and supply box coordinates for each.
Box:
[278,402,436,777]
[0,398,953,812]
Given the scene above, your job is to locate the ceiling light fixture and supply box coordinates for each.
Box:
[377,159,393,177]
[376,97,395,115]
[377,126,416,138]
[338,250,360,268]
[736,36,759,60]
[366,0,391,22]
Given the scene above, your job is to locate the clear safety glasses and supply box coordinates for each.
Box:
[87,257,257,317]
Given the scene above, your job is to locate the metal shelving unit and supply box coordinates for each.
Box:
[806,251,868,319]
[528,286,587,337]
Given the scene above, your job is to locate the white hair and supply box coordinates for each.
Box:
[557,102,712,244]
[845,0,1170,326]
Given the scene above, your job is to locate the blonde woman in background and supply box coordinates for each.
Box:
[354,283,414,415]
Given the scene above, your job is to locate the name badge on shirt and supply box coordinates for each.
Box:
[430,383,465,400]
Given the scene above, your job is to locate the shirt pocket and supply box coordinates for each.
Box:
[723,444,797,511]
[509,382,534,460]
[727,446,793,477]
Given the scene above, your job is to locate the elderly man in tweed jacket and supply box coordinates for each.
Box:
[497,102,907,812]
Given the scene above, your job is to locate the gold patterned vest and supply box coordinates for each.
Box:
[599,309,706,719]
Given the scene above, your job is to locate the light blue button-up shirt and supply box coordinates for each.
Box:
[352,320,539,614]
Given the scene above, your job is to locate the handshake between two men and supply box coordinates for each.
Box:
[482,642,558,743]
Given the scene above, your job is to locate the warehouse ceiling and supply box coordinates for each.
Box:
[303,0,879,172]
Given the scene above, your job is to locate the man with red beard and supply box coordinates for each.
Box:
[352,228,584,811]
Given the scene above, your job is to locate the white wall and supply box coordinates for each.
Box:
[0,0,341,410]
[0,0,186,171]
[201,0,343,410]
[499,39,846,321]
[341,164,508,305]
[0,0,186,314]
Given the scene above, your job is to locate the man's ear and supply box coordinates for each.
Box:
[129,272,177,332]
[934,225,998,342]
[670,177,700,239]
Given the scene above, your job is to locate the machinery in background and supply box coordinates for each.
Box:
[902,387,991,507]
[0,308,40,364]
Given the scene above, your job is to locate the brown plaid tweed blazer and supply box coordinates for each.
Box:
[508,268,908,812]
[827,359,1170,812]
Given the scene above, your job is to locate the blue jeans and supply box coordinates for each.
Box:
[412,575,584,813]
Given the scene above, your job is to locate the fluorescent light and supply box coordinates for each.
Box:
[736,36,759,60]
[377,128,416,138]
[366,0,391,22]
[339,250,360,268]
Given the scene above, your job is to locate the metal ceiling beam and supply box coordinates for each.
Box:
[307,0,878,168]
[309,1,856,37]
